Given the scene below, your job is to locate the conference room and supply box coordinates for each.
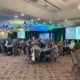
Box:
[0,0,80,80]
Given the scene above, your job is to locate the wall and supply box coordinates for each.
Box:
[0,32,8,39]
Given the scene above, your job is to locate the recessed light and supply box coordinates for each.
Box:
[65,19,67,21]
[31,19,34,21]
[58,24,60,25]
[38,18,40,20]
[15,15,18,18]
[50,21,52,23]
[21,13,24,16]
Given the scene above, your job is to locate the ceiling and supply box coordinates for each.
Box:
[0,0,80,22]
[23,0,79,13]
[0,8,60,26]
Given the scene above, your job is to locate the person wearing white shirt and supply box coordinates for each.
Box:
[69,40,75,53]
[69,40,75,49]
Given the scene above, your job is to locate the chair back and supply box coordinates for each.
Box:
[1,44,4,51]
[50,48,55,57]
[75,49,80,68]
[58,46,62,55]
[34,49,40,58]
[13,42,18,52]
[73,45,76,52]
[78,43,80,49]
[25,48,29,55]
[38,43,41,48]
[71,52,77,65]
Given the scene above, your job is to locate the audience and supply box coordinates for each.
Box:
[0,38,78,63]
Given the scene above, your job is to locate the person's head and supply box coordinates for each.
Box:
[25,41,29,45]
[34,42,38,46]
[71,40,75,44]
[52,41,56,46]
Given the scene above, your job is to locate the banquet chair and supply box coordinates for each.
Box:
[1,45,4,53]
[13,47,20,55]
[78,43,80,49]
[45,48,55,61]
[71,52,77,73]
[74,50,80,80]
[25,48,31,60]
[33,49,40,62]
[58,46,63,55]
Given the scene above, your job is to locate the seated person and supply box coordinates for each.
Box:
[58,41,63,55]
[23,41,31,55]
[69,40,75,53]
[58,41,63,47]
[31,42,41,52]
[45,40,52,49]
[52,41,59,61]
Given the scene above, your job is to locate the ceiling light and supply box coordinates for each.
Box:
[15,15,18,18]
[31,19,34,21]
[1,32,5,34]
[65,19,67,21]
[58,24,60,25]
[38,18,40,20]
[21,13,24,16]
[50,21,52,23]
[78,4,80,10]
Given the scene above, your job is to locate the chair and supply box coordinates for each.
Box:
[58,46,63,55]
[75,49,80,80]
[33,49,40,62]
[1,44,4,53]
[45,48,55,61]
[25,48,31,60]
[78,43,80,49]
[71,52,77,73]
[13,44,20,55]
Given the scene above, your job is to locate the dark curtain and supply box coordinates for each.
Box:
[52,28,65,42]
[8,32,17,40]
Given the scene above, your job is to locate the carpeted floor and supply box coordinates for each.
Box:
[0,53,78,80]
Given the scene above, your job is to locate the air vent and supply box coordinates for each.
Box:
[42,5,48,8]
[44,0,61,10]
[51,9,57,12]
[31,0,38,2]
[69,4,77,8]
[62,0,69,2]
